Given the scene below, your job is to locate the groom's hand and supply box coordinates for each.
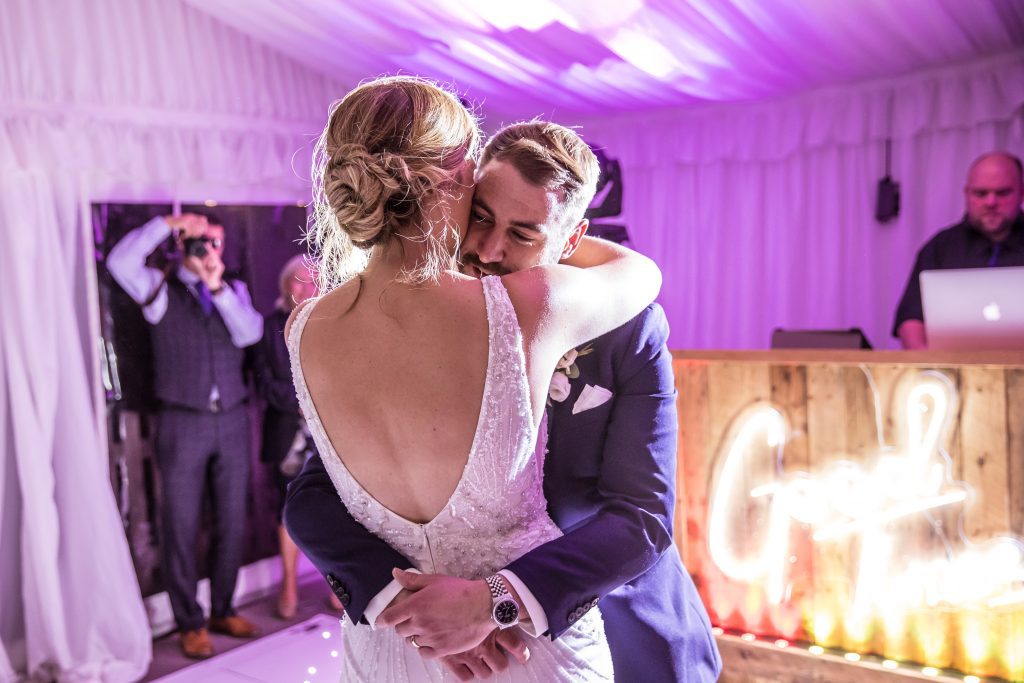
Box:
[440,629,530,681]
[377,568,494,657]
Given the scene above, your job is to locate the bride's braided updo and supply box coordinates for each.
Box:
[309,76,481,291]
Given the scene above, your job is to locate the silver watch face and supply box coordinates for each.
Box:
[493,598,519,626]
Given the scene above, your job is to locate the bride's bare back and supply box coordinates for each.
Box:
[297,273,492,524]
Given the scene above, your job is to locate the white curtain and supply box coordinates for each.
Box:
[0,1,338,680]
[0,170,150,683]
[579,52,1024,349]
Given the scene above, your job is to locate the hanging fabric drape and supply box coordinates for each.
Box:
[185,0,1024,118]
[0,1,338,680]
[578,53,1024,349]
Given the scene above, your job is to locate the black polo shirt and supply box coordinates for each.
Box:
[892,215,1024,336]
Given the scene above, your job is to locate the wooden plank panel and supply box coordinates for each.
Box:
[1004,369,1024,683]
[1007,369,1024,539]
[806,364,848,459]
[804,364,850,650]
[767,364,811,640]
[874,368,957,669]
[840,365,886,656]
[676,361,709,570]
[770,364,808,471]
[706,362,773,633]
[959,367,1011,541]
[841,365,878,458]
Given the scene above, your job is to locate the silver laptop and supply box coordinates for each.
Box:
[920,267,1024,350]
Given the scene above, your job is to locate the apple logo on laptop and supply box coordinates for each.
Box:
[983,302,1002,322]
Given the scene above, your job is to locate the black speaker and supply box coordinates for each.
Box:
[875,175,900,223]
[771,328,872,349]
[588,223,630,244]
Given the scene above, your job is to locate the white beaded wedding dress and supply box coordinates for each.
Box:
[287,275,613,682]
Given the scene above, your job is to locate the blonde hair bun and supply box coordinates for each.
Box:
[309,76,481,290]
[324,143,425,249]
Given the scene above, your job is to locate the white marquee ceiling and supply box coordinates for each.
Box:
[185,0,1024,118]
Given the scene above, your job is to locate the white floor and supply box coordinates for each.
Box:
[152,614,345,683]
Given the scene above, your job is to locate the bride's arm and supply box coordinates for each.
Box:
[503,236,661,361]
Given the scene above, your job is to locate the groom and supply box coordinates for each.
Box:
[285,121,721,681]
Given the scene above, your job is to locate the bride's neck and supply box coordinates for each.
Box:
[362,205,459,286]
[362,225,454,286]
[367,236,429,282]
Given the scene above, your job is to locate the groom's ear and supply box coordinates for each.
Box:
[559,219,589,260]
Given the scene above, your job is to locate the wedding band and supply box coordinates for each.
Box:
[410,636,421,649]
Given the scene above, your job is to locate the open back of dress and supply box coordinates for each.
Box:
[288,275,612,682]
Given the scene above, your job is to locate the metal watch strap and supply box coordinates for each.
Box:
[486,574,520,629]
[486,574,508,599]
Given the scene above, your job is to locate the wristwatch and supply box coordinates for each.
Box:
[485,575,520,629]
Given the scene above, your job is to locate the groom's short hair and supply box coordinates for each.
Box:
[480,121,599,232]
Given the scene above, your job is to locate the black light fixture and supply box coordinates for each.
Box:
[585,146,630,244]
[875,137,900,223]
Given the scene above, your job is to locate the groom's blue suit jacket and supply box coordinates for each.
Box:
[285,304,721,682]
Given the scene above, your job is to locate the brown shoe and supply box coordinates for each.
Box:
[209,615,261,638]
[180,628,215,659]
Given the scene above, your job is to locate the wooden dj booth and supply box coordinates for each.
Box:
[672,350,1024,683]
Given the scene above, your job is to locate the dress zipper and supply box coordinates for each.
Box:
[422,525,436,573]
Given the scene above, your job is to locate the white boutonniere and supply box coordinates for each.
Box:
[548,344,594,404]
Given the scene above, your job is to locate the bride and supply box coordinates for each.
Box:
[287,76,661,681]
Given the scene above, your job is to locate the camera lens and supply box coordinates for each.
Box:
[184,237,209,258]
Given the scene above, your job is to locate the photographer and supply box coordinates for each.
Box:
[107,213,263,659]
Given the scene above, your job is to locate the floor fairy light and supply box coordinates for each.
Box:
[153,614,344,683]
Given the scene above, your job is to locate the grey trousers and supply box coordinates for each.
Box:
[155,404,250,632]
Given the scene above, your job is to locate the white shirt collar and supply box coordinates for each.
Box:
[177,265,201,286]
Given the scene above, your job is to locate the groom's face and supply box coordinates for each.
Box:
[461,159,583,277]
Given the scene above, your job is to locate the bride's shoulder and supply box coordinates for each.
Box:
[283,298,317,343]
[496,266,557,313]
[283,281,356,341]
[434,271,486,301]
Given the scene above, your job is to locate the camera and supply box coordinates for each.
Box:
[183,236,211,258]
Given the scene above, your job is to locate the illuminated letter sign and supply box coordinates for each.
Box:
[707,371,1024,613]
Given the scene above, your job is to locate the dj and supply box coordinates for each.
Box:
[893,151,1024,349]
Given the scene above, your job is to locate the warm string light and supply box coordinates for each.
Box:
[713,631,962,678]
[718,633,1003,682]
[707,377,1024,612]
[705,371,1024,681]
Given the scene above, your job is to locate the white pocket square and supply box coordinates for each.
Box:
[572,384,613,415]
